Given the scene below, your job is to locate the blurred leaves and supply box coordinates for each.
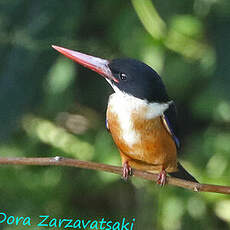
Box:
[132,0,215,65]
[215,200,230,222]
[22,115,94,160]
[131,0,166,39]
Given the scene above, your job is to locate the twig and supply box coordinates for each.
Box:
[0,157,229,194]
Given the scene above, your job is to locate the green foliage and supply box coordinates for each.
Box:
[0,0,230,229]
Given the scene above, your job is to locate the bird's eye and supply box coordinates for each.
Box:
[119,73,127,81]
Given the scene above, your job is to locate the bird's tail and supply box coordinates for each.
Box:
[169,162,198,183]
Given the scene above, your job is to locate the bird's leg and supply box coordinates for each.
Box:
[157,169,167,186]
[122,161,132,180]
[119,152,133,180]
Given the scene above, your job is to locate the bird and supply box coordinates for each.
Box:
[52,45,198,185]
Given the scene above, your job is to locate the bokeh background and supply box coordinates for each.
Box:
[1,0,230,229]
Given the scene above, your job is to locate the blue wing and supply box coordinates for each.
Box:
[105,118,110,132]
[162,101,180,150]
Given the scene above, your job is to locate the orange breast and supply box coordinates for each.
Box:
[107,106,178,173]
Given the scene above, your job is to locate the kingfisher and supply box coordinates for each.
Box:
[52,45,198,185]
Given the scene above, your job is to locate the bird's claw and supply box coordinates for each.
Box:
[122,162,132,180]
[157,170,167,186]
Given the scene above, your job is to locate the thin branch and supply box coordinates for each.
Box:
[0,157,229,195]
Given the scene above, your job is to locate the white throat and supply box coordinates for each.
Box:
[108,85,171,119]
[107,85,172,147]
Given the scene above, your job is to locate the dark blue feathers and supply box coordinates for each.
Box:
[162,102,180,150]
[105,119,110,132]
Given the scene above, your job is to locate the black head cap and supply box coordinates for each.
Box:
[108,58,170,103]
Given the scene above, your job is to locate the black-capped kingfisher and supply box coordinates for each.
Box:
[52,45,198,185]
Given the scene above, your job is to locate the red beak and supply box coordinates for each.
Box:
[52,45,118,83]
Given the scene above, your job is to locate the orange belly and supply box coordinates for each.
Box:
[107,107,178,173]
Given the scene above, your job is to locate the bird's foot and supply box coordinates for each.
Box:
[157,169,167,186]
[122,161,132,180]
